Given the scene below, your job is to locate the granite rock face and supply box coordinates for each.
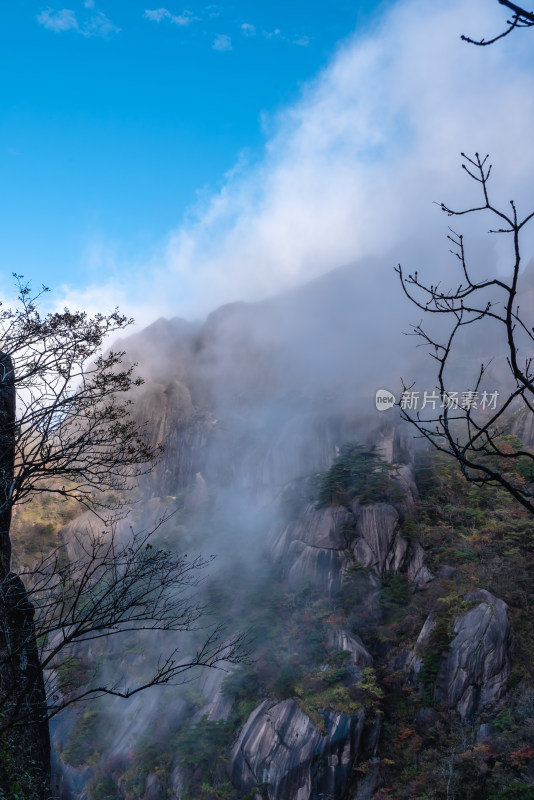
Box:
[195,662,234,721]
[272,505,354,555]
[511,407,534,449]
[271,504,355,595]
[144,774,165,800]
[352,503,433,585]
[229,700,322,800]
[229,698,366,800]
[326,629,374,670]
[272,497,433,595]
[435,590,512,719]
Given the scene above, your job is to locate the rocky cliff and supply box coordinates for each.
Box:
[38,272,532,800]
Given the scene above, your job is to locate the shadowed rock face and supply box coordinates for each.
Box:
[511,407,534,449]
[272,496,433,595]
[326,629,374,670]
[273,504,353,554]
[271,504,355,595]
[229,698,366,800]
[352,503,433,586]
[230,700,321,800]
[435,589,511,720]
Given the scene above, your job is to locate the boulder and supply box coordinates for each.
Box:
[435,590,511,719]
[229,700,322,800]
[229,698,366,800]
[271,504,354,559]
[438,565,456,580]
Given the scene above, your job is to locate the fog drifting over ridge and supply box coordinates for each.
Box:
[56,0,534,328]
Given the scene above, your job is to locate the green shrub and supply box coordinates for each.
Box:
[490,784,534,800]
[62,710,108,766]
[273,663,301,698]
[89,776,119,800]
[380,572,411,614]
[316,443,402,507]
[221,666,259,702]
[177,716,234,778]
[419,617,452,705]
[56,656,88,695]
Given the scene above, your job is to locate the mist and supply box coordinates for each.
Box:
[46,0,534,339]
[48,0,534,795]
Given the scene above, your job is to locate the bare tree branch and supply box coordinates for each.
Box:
[0,275,163,571]
[462,0,534,46]
[396,152,534,513]
[0,521,248,731]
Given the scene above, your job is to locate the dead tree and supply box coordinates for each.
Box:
[396,153,534,513]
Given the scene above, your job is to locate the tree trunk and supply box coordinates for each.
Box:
[0,352,51,797]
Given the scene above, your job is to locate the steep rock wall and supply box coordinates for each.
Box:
[229,699,366,800]
[435,589,512,719]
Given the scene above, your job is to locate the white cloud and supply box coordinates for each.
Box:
[144,8,168,22]
[212,33,231,51]
[58,0,534,328]
[151,0,534,318]
[37,6,120,36]
[37,8,79,33]
[242,24,310,47]
[84,11,120,36]
[144,8,195,26]
[263,27,281,40]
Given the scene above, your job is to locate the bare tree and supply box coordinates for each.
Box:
[0,517,245,734]
[0,276,163,574]
[396,152,534,513]
[0,277,241,795]
[462,0,534,47]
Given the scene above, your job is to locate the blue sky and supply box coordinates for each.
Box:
[0,0,391,298]
[1,0,533,325]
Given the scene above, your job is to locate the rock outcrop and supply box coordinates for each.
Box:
[272,497,433,595]
[435,589,512,719]
[352,503,433,585]
[271,504,354,595]
[229,698,366,800]
[195,662,234,722]
[326,629,374,674]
